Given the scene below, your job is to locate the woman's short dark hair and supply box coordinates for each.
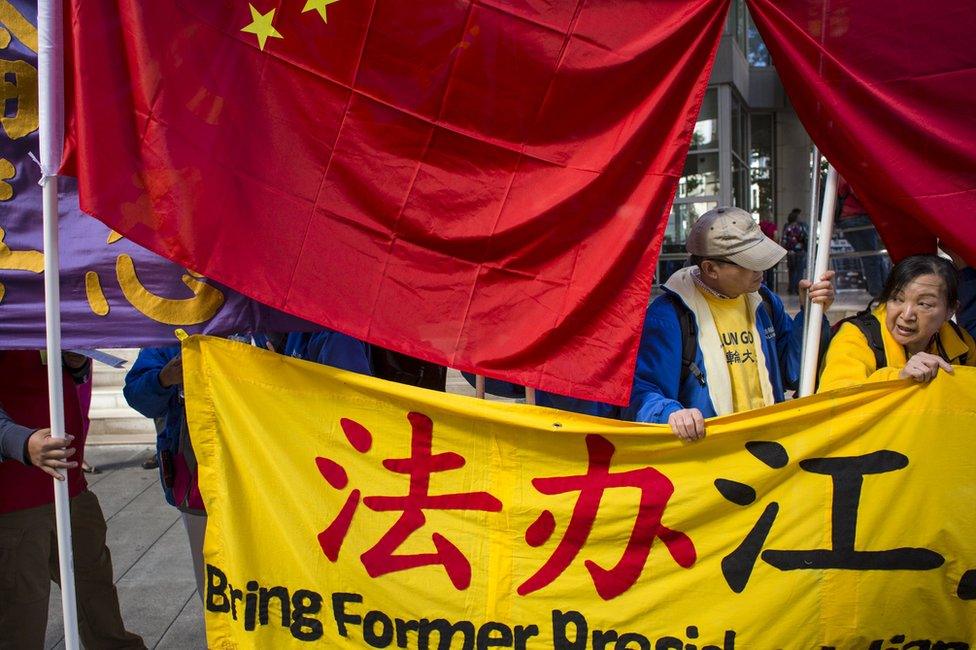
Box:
[877,254,958,307]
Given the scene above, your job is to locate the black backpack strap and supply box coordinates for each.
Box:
[758,286,775,323]
[838,311,886,370]
[666,293,706,387]
[937,321,969,365]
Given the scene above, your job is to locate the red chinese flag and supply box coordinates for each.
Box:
[747,0,976,263]
[64,0,728,404]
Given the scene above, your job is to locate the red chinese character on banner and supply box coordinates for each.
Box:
[315,412,502,590]
[518,434,696,600]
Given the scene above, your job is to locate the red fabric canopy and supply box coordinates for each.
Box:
[747,0,976,263]
[63,0,728,404]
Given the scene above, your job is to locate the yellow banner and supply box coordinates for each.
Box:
[184,336,976,649]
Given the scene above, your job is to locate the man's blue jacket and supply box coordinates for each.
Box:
[622,271,822,423]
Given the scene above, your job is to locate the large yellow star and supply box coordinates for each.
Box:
[241,4,283,51]
[302,0,341,24]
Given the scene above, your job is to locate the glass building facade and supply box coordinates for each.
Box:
[657,1,807,284]
[656,0,888,294]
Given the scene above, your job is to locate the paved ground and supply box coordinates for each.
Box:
[43,445,206,649]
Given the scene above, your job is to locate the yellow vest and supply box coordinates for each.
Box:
[700,291,766,412]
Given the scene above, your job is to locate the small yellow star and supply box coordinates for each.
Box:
[302,0,341,24]
[241,4,283,51]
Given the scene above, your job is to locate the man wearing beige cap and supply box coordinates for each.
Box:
[623,206,835,440]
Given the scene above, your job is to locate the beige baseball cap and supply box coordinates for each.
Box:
[686,206,786,272]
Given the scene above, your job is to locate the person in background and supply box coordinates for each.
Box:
[819,254,976,391]
[940,243,976,340]
[780,208,807,295]
[625,206,835,441]
[123,330,371,602]
[836,175,890,297]
[0,350,145,648]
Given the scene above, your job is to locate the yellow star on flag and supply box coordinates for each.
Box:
[241,4,283,51]
[302,0,341,24]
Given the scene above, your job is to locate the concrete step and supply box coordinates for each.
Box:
[87,349,154,443]
[89,406,148,421]
[87,417,155,443]
[90,387,135,412]
[93,366,129,389]
[91,349,139,388]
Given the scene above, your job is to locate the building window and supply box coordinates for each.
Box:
[745,10,771,67]
[690,86,718,151]
[749,112,775,221]
[680,89,720,199]
[660,89,721,283]
[729,0,747,52]
[679,153,720,198]
[666,201,719,246]
[730,92,749,210]
[672,88,720,215]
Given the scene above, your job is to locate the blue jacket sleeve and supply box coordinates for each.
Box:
[958,267,976,339]
[306,330,372,375]
[623,300,686,424]
[123,346,181,419]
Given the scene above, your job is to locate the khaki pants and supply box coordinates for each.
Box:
[0,490,145,649]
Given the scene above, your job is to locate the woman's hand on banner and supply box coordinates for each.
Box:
[899,352,953,383]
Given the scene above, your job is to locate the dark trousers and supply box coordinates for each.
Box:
[0,490,145,649]
[786,251,806,294]
[841,214,891,297]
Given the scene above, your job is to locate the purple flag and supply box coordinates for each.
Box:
[0,0,310,349]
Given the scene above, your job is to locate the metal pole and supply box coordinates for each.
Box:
[38,0,80,646]
[805,147,821,283]
[799,146,822,375]
[798,164,839,397]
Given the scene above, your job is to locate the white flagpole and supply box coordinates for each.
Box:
[38,0,80,646]
[804,147,821,284]
[799,146,822,380]
[798,163,838,397]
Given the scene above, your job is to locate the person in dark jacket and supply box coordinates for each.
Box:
[940,243,976,339]
[0,351,145,647]
[123,331,371,600]
[0,405,71,477]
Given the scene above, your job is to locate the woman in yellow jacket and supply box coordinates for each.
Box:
[820,254,976,391]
